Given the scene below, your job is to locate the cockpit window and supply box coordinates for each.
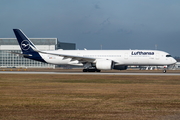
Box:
[166,55,172,57]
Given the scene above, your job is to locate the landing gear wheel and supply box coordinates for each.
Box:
[88,69,96,72]
[96,70,101,72]
[83,69,88,72]
[163,69,166,73]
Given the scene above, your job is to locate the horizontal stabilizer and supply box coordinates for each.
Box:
[8,51,32,57]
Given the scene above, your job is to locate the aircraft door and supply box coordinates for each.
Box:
[124,53,128,59]
[156,53,159,60]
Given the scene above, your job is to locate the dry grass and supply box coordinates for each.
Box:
[0,74,180,120]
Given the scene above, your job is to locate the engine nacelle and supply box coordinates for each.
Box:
[113,65,128,70]
[96,60,114,70]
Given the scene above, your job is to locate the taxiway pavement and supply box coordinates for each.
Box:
[0,71,180,76]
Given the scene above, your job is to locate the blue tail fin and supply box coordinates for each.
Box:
[13,29,46,63]
[13,29,37,54]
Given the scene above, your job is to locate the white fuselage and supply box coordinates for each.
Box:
[40,50,176,66]
[12,29,177,72]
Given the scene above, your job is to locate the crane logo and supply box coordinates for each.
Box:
[21,40,30,51]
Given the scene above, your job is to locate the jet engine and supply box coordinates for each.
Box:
[96,59,114,70]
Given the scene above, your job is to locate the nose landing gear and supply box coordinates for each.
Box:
[163,66,167,73]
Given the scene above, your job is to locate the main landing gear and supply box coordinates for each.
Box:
[83,69,101,72]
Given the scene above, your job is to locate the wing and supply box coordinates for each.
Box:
[31,47,95,63]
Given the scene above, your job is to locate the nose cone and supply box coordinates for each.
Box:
[172,58,177,64]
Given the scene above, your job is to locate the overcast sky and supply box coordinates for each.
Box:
[0,0,180,56]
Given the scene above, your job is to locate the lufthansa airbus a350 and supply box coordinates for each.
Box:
[12,29,176,73]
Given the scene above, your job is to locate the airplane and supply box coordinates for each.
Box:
[12,29,176,73]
